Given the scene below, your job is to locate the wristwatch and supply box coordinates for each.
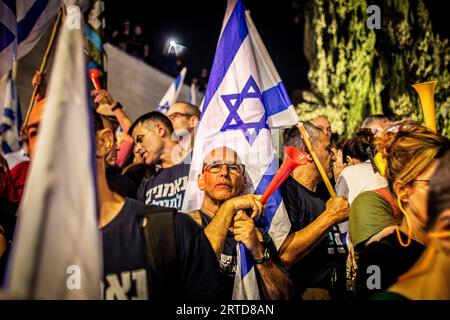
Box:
[110,102,122,112]
[253,248,270,265]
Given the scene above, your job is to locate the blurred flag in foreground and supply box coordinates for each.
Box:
[0,0,60,78]
[182,0,298,299]
[156,66,186,114]
[5,6,102,299]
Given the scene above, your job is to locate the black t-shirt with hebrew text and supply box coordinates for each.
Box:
[137,163,190,211]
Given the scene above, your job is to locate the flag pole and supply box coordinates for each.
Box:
[297,122,336,198]
[22,6,64,129]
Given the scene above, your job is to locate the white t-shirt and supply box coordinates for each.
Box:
[335,160,387,205]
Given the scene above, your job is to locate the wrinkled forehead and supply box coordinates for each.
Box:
[203,147,240,163]
[168,103,188,115]
[314,117,330,128]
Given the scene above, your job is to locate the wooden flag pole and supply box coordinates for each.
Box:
[23,6,64,128]
[297,122,336,198]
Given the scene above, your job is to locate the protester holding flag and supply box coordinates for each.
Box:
[187,146,293,299]
[182,0,300,299]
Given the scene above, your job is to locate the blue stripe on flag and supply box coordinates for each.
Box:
[2,107,15,121]
[0,123,12,133]
[240,156,283,277]
[174,72,182,89]
[200,0,248,120]
[0,22,16,52]
[17,0,49,43]
[2,0,16,14]
[2,141,13,154]
[262,82,292,117]
[84,26,103,51]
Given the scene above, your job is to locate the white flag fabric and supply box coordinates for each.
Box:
[181,0,298,299]
[188,82,197,106]
[0,0,61,78]
[156,66,187,114]
[0,71,22,154]
[5,9,102,299]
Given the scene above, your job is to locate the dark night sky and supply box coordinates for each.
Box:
[105,0,448,95]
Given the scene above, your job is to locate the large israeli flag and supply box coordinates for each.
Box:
[181,0,298,299]
[156,66,187,114]
[0,71,22,154]
[5,7,102,299]
[0,0,61,78]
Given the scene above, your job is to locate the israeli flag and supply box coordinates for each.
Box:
[0,0,61,78]
[5,8,102,299]
[181,0,298,299]
[156,66,187,114]
[188,82,197,106]
[0,70,22,154]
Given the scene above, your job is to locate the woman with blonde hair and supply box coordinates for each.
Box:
[354,121,449,299]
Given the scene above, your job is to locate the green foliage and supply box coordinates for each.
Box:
[297,0,450,137]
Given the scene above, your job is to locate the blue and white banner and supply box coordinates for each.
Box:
[5,10,102,299]
[0,0,61,78]
[0,70,22,154]
[156,66,187,114]
[181,0,298,299]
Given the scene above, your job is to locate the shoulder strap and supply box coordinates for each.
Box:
[141,205,178,299]
[372,188,400,220]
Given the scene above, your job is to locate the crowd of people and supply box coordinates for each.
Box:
[0,72,449,300]
[107,20,209,92]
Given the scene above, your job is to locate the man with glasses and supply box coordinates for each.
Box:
[187,146,294,299]
[167,102,201,159]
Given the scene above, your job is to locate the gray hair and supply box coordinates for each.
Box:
[283,122,322,152]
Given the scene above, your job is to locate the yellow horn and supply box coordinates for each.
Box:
[412,80,438,133]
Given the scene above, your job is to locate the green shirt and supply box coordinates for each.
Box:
[349,189,399,248]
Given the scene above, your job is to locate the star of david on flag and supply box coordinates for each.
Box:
[220,76,269,145]
[181,0,299,299]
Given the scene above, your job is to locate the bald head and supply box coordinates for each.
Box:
[167,102,200,132]
[198,146,246,203]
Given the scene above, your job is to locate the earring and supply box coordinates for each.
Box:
[395,194,412,247]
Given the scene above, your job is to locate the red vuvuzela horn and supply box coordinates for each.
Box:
[88,68,102,90]
[259,146,308,205]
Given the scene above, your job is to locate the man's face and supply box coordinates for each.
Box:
[198,147,246,202]
[315,132,336,179]
[167,103,197,133]
[311,117,332,141]
[132,122,164,165]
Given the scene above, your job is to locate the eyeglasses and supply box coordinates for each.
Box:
[411,179,431,189]
[202,161,245,175]
[412,179,431,184]
[167,112,195,121]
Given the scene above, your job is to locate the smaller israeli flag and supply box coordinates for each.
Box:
[0,70,22,154]
[156,66,187,114]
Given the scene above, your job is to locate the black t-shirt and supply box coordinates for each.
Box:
[355,231,425,300]
[106,166,138,199]
[101,198,226,300]
[281,176,347,299]
[197,210,284,299]
[137,163,190,211]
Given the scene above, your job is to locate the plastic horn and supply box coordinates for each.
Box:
[412,80,438,133]
[259,146,308,205]
[88,68,102,91]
